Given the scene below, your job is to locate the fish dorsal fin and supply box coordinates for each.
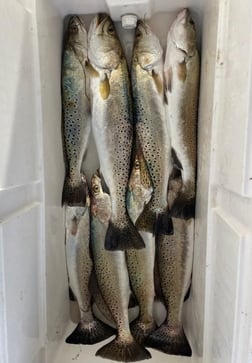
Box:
[177,60,187,82]
[85,60,100,77]
[99,73,110,100]
[152,70,163,95]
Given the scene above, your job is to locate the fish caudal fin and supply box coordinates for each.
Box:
[136,205,174,235]
[145,324,192,357]
[62,176,87,206]
[155,209,174,235]
[105,218,145,251]
[130,319,157,344]
[96,336,151,362]
[171,195,195,220]
[65,318,115,345]
[135,205,156,234]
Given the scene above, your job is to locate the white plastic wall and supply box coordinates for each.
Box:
[0,0,252,363]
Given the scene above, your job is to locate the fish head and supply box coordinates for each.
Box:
[129,153,153,203]
[88,13,122,70]
[91,174,103,198]
[170,9,197,57]
[65,15,87,52]
[133,20,163,70]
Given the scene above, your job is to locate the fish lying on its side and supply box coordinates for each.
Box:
[61,15,91,206]
[146,172,194,356]
[65,181,114,344]
[90,174,151,362]
[164,8,199,219]
[88,13,144,251]
[126,140,157,343]
[131,20,173,236]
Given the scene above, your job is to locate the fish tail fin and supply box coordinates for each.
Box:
[135,204,156,234]
[62,175,88,206]
[105,217,145,251]
[96,335,151,362]
[171,195,196,219]
[155,209,174,235]
[65,318,115,345]
[145,323,192,356]
[131,319,157,344]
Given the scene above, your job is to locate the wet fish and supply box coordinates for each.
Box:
[126,141,156,343]
[164,8,199,219]
[88,13,144,251]
[90,174,151,362]
[131,20,173,235]
[65,182,114,344]
[61,15,91,206]
[145,172,194,356]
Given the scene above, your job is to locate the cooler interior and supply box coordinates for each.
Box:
[0,0,252,363]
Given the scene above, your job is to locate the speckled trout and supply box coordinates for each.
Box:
[88,14,144,251]
[61,16,91,206]
[164,8,199,219]
[146,171,194,356]
[131,20,173,236]
[65,181,114,344]
[126,139,156,343]
[90,174,151,362]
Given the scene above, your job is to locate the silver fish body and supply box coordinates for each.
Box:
[132,20,173,235]
[88,14,144,251]
[126,142,156,343]
[164,8,199,219]
[90,174,151,362]
[65,186,114,344]
[146,217,194,356]
[61,16,91,206]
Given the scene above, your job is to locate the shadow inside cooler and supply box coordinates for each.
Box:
[0,0,233,362]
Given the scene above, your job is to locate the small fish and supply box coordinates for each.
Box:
[88,13,144,251]
[65,182,114,344]
[131,20,173,235]
[90,174,151,362]
[126,141,157,343]
[61,16,91,206]
[164,8,199,219]
[145,217,194,356]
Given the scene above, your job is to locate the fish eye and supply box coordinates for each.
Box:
[93,184,100,193]
[107,25,115,35]
[70,24,78,33]
[135,160,140,169]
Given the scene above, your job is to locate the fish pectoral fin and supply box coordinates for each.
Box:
[152,70,163,95]
[99,73,110,100]
[164,67,173,92]
[85,60,100,77]
[177,60,187,82]
[97,170,110,195]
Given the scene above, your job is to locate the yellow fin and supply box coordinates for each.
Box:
[177,60,187,82]
[99,74,110,100]
[152,70,163,94]
[85,60,99,78]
